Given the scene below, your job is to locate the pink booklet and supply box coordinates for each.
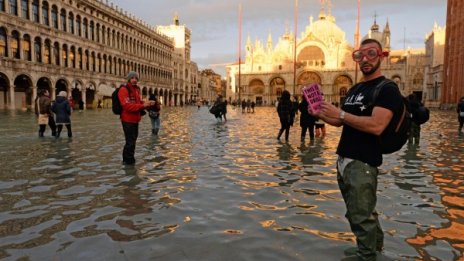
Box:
[302,83,324,113]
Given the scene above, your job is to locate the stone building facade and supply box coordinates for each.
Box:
[157,15,199,105]
[442,0,464,106]
[424,23,446,108]
[200,69,221,103]
[226,3,429,106]
[0,0,175,110]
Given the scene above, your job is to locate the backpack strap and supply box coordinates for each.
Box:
[368,78,395,108]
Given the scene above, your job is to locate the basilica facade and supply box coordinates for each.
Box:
[226,4,430,106]
[0,0,187,110]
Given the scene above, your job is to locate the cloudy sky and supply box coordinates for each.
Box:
[111,0,447,76]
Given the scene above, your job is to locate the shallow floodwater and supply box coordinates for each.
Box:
[0,106,463,261]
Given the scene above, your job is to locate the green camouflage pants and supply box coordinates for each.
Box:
[337,158,383,261]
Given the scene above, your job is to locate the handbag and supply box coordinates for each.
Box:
[38,114,49,125]
[149,110,160,119]
[37,100,49,125]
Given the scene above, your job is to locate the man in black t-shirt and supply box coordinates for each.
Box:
[314,38,403,260]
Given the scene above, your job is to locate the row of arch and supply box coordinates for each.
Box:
[0,27,173,84]
[0,72,187,110]
[241,71,403,104]
[0,0,173,64]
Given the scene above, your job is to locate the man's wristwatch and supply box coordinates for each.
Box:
[339,110,346,121]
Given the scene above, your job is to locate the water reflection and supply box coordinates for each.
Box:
[0,108,463,260]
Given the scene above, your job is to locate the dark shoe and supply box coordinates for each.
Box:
[51,131,57,137]
[39,132,44,137]
[154,128,159,135]
[56,132,61,138]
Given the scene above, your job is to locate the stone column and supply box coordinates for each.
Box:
[32,86,37,111]
[50,87,56,99]
[82,89,86,110]
[9,85,15,109]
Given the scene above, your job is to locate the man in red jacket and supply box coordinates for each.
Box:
[118,71,154,165]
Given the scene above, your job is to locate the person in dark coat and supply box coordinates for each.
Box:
[51,91,72,138]
[277,90,295,142]
[298,98,316,142]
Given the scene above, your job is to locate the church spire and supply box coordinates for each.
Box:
[370,11,379,31]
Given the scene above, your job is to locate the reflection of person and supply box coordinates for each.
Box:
[78,99,84,111]
[148,94,161,135]
[457,97,464,133]
[277,90,295,142]
[407,94,422,144]
[35,89,57,137]
[315,38,404,260]
[51,91,72,138]
[298,98,316,142]
[118,71,154,165]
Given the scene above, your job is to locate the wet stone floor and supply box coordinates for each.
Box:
[0,106,463,261]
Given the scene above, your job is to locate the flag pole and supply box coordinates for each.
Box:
[293,0,298,96]
[238,3,242,103]
[354,0,360,84]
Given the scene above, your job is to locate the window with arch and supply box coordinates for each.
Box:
[53,42,59,65]
[76,16,81,36]
[0,0,5,12]
[89,21,94,41]
[77,48,82,69]
[11,31,21,59]
[68,13,74,34]
[44,39,51,64]
[21,0,29,19]
[90,52,95,71]
[69,46,75,68]
[0,27,7,57]
[96,24,100,42]
[23,34,31,61]
[9,0,17,15]
[84,50,89,70]
[96,54,100,72]
[101,26,105,44]
[34,37,41,62]
[51,5,58,28]
[62,44,67,67]
[32,0,38,22]
[83,18,88,39]
[60,9,66,31]
[42,2,49,26]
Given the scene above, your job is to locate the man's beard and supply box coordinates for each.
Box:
[360,59,381,76]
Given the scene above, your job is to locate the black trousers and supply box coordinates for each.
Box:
[301,124,315,140]
[39,115,57,136]
[121,121,139,164]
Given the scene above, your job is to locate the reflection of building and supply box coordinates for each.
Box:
[157,15,199,105]
[226,2,431,105]
[0,0,174,110]
[442,0,464,107]
[424,23,446,108]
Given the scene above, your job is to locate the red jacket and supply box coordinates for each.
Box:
[118,83,145,123]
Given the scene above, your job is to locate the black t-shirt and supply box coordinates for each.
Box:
[337,76,403,167]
